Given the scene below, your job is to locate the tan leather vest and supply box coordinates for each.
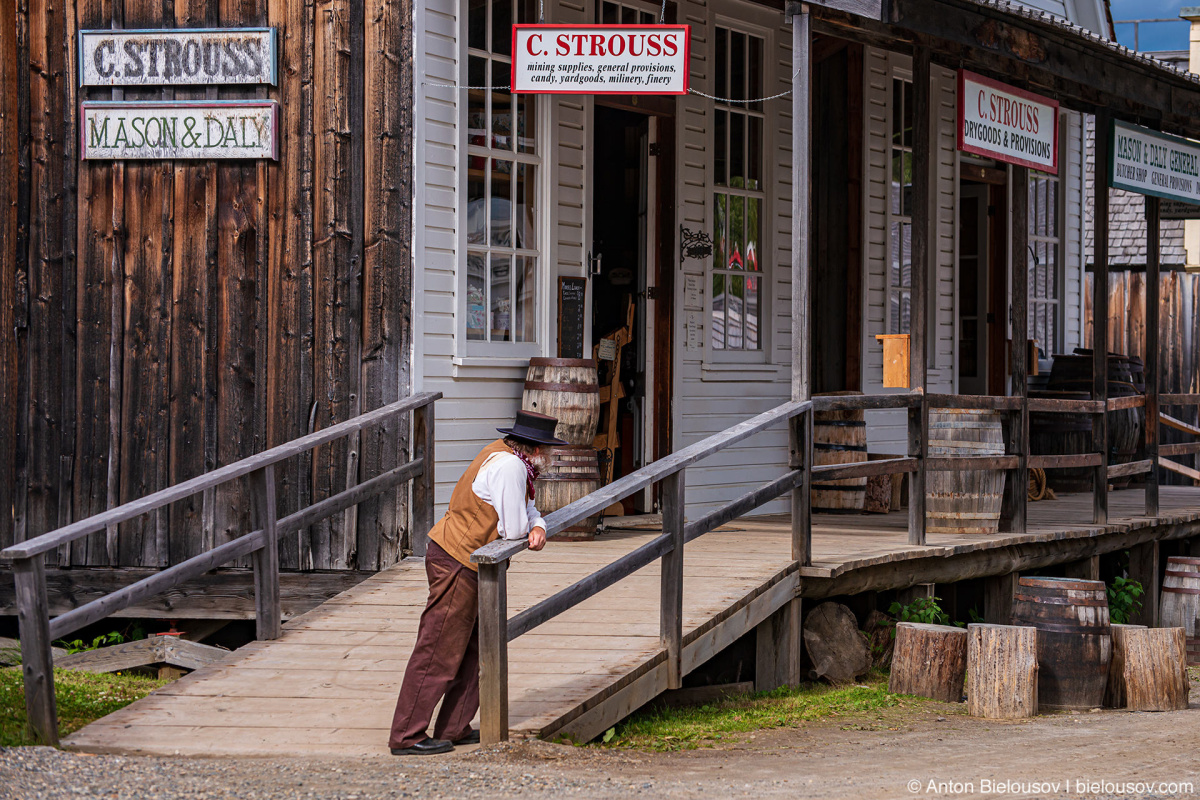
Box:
[427,439,513,571]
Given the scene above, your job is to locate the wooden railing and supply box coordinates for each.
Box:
[1,391,442,746]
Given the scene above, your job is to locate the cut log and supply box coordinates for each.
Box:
[803,602,872,684]
[1104,624,1146,708]
[889,622,968,702]
[967,623,1038,719]
[1107,626,1189,712]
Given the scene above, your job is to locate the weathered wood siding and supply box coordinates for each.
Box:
[2,0,415,571]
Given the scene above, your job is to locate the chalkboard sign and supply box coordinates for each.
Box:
[557,276,587,359]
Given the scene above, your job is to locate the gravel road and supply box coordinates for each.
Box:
[4,698,1200,800]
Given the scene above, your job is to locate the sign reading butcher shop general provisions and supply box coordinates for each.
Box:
[81,101,278,160]
[957,70,1058,174]
[511,25,689,94]
[79,28,277,87]
[1110,120,1200,206]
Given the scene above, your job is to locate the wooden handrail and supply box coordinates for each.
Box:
[1,392,443,561]
[7,392,440,746]
[926,393,1023,410]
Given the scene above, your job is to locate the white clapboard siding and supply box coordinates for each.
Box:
[861,50,956,455]
[1064,109,1085,352]
[672,0,796,519]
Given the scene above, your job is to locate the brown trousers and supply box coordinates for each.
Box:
[388,540,480,748]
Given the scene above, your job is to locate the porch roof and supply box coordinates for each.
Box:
[796,0,1200,139]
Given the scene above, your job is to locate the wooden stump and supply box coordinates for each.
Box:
[803,602,872,685]
[967,623,1038,719]
[1107,626,1190,712]
[889,622,968,702]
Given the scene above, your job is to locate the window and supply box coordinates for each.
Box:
[1028,170,1061,352]
[466,0,538,344]
[598,0,656,25]
[887,77,914,335]
[711,26,765,352]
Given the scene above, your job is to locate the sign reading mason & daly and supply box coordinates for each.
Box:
[1110,120,1200,206]
[511,25,689,95]
[79,28,277,87]
[957,70,1058,174]
[81,101,278,160]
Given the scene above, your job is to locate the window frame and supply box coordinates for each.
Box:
[1027,117,1065,356]
[885,70,914,338]
[456,0,550,360]
[705,17,772,367]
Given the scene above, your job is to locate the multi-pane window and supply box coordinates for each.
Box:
[888,78,914,335]
[711,26,764,352]
[1028,171,1060,351]
[466,0,538,343]
[599,0,656,25]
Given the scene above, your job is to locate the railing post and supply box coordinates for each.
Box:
[1093,110,1110,526]
[411,401,436,557]
[907,45,930,548]
[478,560,509,744]
[14,557,59,745]
[1002,166,1030,533]
[790,410,812,566]
[250,465,281,640]
[907,399,927,546]
[1145,194,1160,517]
[660,470,685,690]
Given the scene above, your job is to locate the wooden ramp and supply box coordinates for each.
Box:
[65,487,1200,758]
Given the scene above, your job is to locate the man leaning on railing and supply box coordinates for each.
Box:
[387,410,565,755]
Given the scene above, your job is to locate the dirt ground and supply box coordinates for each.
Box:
[4,698,1200,800]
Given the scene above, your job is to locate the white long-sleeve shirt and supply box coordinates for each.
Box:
[472,451,547,541]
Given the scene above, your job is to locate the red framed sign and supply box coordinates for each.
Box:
[511,24,689,95]
[957,70,1058,174]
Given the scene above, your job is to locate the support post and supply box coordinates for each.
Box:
[478,560,509,744]
[1063,555,1100,581]
[412,401,436,556]
[1127,540,1160,627]
[1145,194,1160,517]
[907,46,931,547]
[790,9,814,565]
[1092,111,1110,525]
[755,597,802,692]
[660,470,686,689]
[250,465,281,641]
[983,572,1018,625]
[790,410,812,565]
[14,558,58,745]
[1002,167,1030,533]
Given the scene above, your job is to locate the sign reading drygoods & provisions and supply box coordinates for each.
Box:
[1110,120,1200,206]
[81,101,279,160]
[78,28,277,87]
[957,70,1058,174]
[511,25,689,94]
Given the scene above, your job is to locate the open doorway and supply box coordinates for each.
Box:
[958,167,1010,396]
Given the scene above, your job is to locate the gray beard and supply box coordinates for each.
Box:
[528,452,551,472]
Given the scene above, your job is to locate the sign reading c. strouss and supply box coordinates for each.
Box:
[957,70,1058,174]
[511,24,689,95]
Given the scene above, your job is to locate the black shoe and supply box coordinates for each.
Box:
[452,729,480,745]
[390,737,454,755]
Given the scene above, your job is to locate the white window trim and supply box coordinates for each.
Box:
[704,15,773,369]
[454,3,553,363]
[884,64,913,339]
[1028,120,1066,355]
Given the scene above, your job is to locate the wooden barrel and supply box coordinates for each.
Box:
[1048,352,1143,484]
[534,446,601,540]
[925,409,1006,534]
[812,391,867,513]
[521,358,600,446]
[1012,576,1112,709]
[1029,390,1094,492]
[1159,556,1200,665]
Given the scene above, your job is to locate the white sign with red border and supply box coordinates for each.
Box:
[511,24,689,95]
[957,70,1058,174]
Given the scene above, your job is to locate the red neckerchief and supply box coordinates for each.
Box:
[511,447,540,501]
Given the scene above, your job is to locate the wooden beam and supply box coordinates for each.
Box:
[812,456,918,481]
[1093,111,1111,525]
[1003,166,1030,534]
[1160,413,1200,436]
[478,561,508,744]
[756,598,802,692]
[1029,453,1103,470]
[983,573,1018,625]
[1127,540,1160,627]
[792,6,812,404]
[1145,194,1161,517]
[907,45,931,548]
[1107,395,1146,411]
[1063,555,1100,581]
[926,394,1024,410]
[1027,397,1106,413]
[56,637,229,674]
[1159,457,1200,482]
[927,455,1020,471]
[250,466,281,641]
[660,471,685,690]
[790,412,813,565]
[411,403,435,557]
[1108,459,1154,478]
[810,392,922,411]
[14,558,58,745]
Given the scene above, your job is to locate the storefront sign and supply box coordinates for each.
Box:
[511,24,689,95]
[81,101,278,160]
[78,28,277,87]
[1110,120,1200,206]
[1160,199,1200,220]
[957,70,1058,174]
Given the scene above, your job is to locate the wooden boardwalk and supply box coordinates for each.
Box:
[65,487,1200,757]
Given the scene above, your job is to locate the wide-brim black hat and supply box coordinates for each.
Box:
[497,410,568,446]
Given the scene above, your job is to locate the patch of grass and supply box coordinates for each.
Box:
[0,666,168,746]
[599,671,951,751]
